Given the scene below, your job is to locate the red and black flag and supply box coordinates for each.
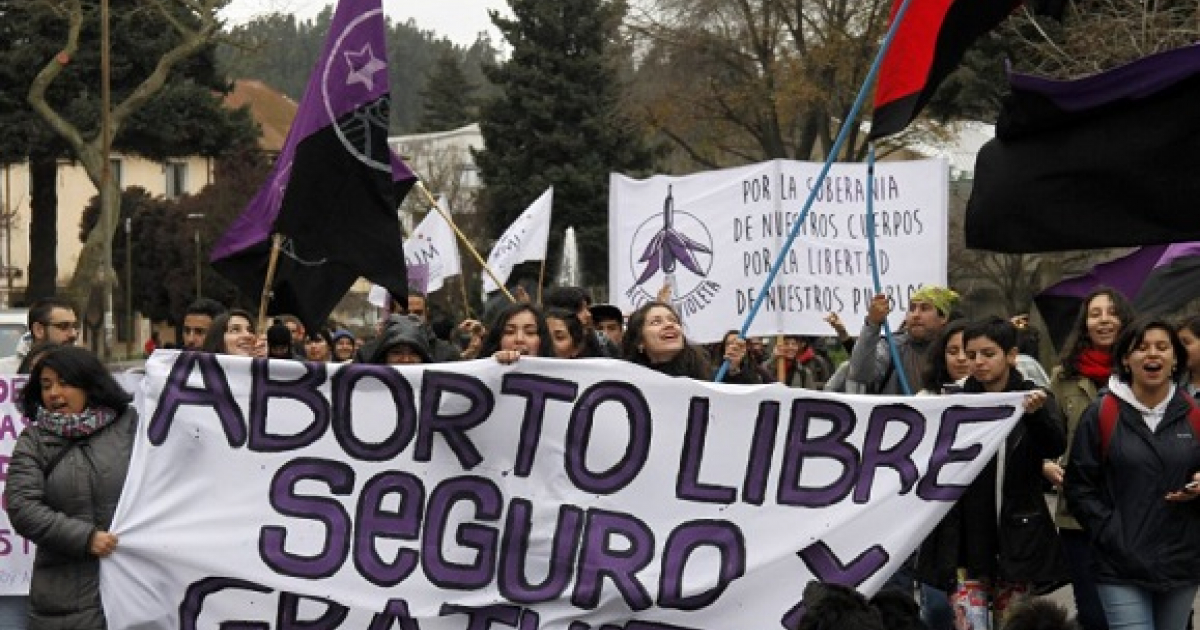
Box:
[967,43,1200,252]
[869,0,1019,140]
[211,0,414,333]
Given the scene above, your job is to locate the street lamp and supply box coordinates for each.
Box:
[187,213,205,299]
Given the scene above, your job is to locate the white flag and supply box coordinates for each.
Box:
[403,197,462,293]
[482,186,553,294]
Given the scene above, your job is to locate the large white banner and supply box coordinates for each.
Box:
[610,159,948,342]
[104,352,1022,629]
[0,375,34,596]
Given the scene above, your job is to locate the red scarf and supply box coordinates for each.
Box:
[1076,348,1113,385]
[797,347,815,365]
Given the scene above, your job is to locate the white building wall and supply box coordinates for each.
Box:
[0,154,213,294]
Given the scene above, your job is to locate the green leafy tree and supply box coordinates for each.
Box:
[80,148,269,325]
[474,0,653,287]
[417,48,479,132]
[0,0,256,317]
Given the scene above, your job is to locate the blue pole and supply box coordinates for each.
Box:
[865,145,913,394]
[714,0,919,383]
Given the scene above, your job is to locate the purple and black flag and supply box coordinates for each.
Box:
[1034,242,1200,349]
[211,0,414,333]
[967,44,1200,253]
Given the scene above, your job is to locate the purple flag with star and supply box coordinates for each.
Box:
[211,0,414,333]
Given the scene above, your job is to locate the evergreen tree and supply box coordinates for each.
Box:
[474,0,652,289]
[417,49,478,132]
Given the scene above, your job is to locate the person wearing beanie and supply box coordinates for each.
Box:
[364,315,432,365]
[330,330,357,363]
[847,284,960,396]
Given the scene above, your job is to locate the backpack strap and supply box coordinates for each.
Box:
[1100,392,1200,460]
[1098,393,1119,460]
[1183,393,1200,441]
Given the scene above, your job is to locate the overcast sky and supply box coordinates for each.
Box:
[221,0,510,47]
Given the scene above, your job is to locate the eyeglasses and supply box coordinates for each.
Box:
[43,321,80,332]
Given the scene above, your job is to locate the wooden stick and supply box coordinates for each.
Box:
[414,181,515,303]
[257,233,284,333]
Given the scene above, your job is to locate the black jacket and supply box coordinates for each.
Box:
[917,368,1068,590]
[1064,387,1200,591]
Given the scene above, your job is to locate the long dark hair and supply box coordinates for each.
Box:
[1112,316,1187,385]
[201,309,256,354]
[922,318,968,392]
[1059,287,1135,378]
[480,303,554,357]
[22,346,132,418]
[545,307,602,358]
[621,301,712,379]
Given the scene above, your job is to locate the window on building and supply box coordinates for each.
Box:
[165,161,187,199]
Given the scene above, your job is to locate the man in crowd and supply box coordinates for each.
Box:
[847,285,959,395]
[182,298,227,351]
[0,297,79,373]
[590,303,624,348]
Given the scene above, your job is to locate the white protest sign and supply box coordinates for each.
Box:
[103,352,1020,629]
[404,197,462,293]
[609,159,948,342]
[0,374,34,596]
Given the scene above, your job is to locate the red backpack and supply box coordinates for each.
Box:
[1098,392,1200,459]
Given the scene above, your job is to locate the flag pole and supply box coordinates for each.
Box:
[257,233,284,333]
[713,0,919,383]
[413,181,516,303]
[537,259,546,305]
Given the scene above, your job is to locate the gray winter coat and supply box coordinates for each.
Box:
[4,408,137,630]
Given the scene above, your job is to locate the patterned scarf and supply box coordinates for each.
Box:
[36,406,117,438]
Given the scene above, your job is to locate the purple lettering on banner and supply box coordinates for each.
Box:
[854,403,925,503]
[278,592,349,628]
[501,373,579,477]
[572,509,654,611]
[439,603,538,630]
[367,599,421,630]
[260,457,354,579]
[565,382,651,495]
[423,476,502,589]
[498,498,584,603]
[179,576,273,630]
[248,358,330,452]
[417,371,494,469]
[917,405,1011,501]
[330,365,418,462]
[149,352,247,447]
[676,397,736,504]
[658,520,746,610]
[743,401,781,506]
[0,379,9,403]
[778,400,858,507]
[783,541,891,629]
[353,470,425,587]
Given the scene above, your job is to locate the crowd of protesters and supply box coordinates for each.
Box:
[5,279,1200,630]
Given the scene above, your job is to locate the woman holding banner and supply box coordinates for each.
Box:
[622,301,760,384]
[482,303,554,364]
[4,346,137,630]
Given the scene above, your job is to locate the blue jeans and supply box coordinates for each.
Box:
[1062,528,1109,630]
[1096,583,1197,630]
[0,596,27,630]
